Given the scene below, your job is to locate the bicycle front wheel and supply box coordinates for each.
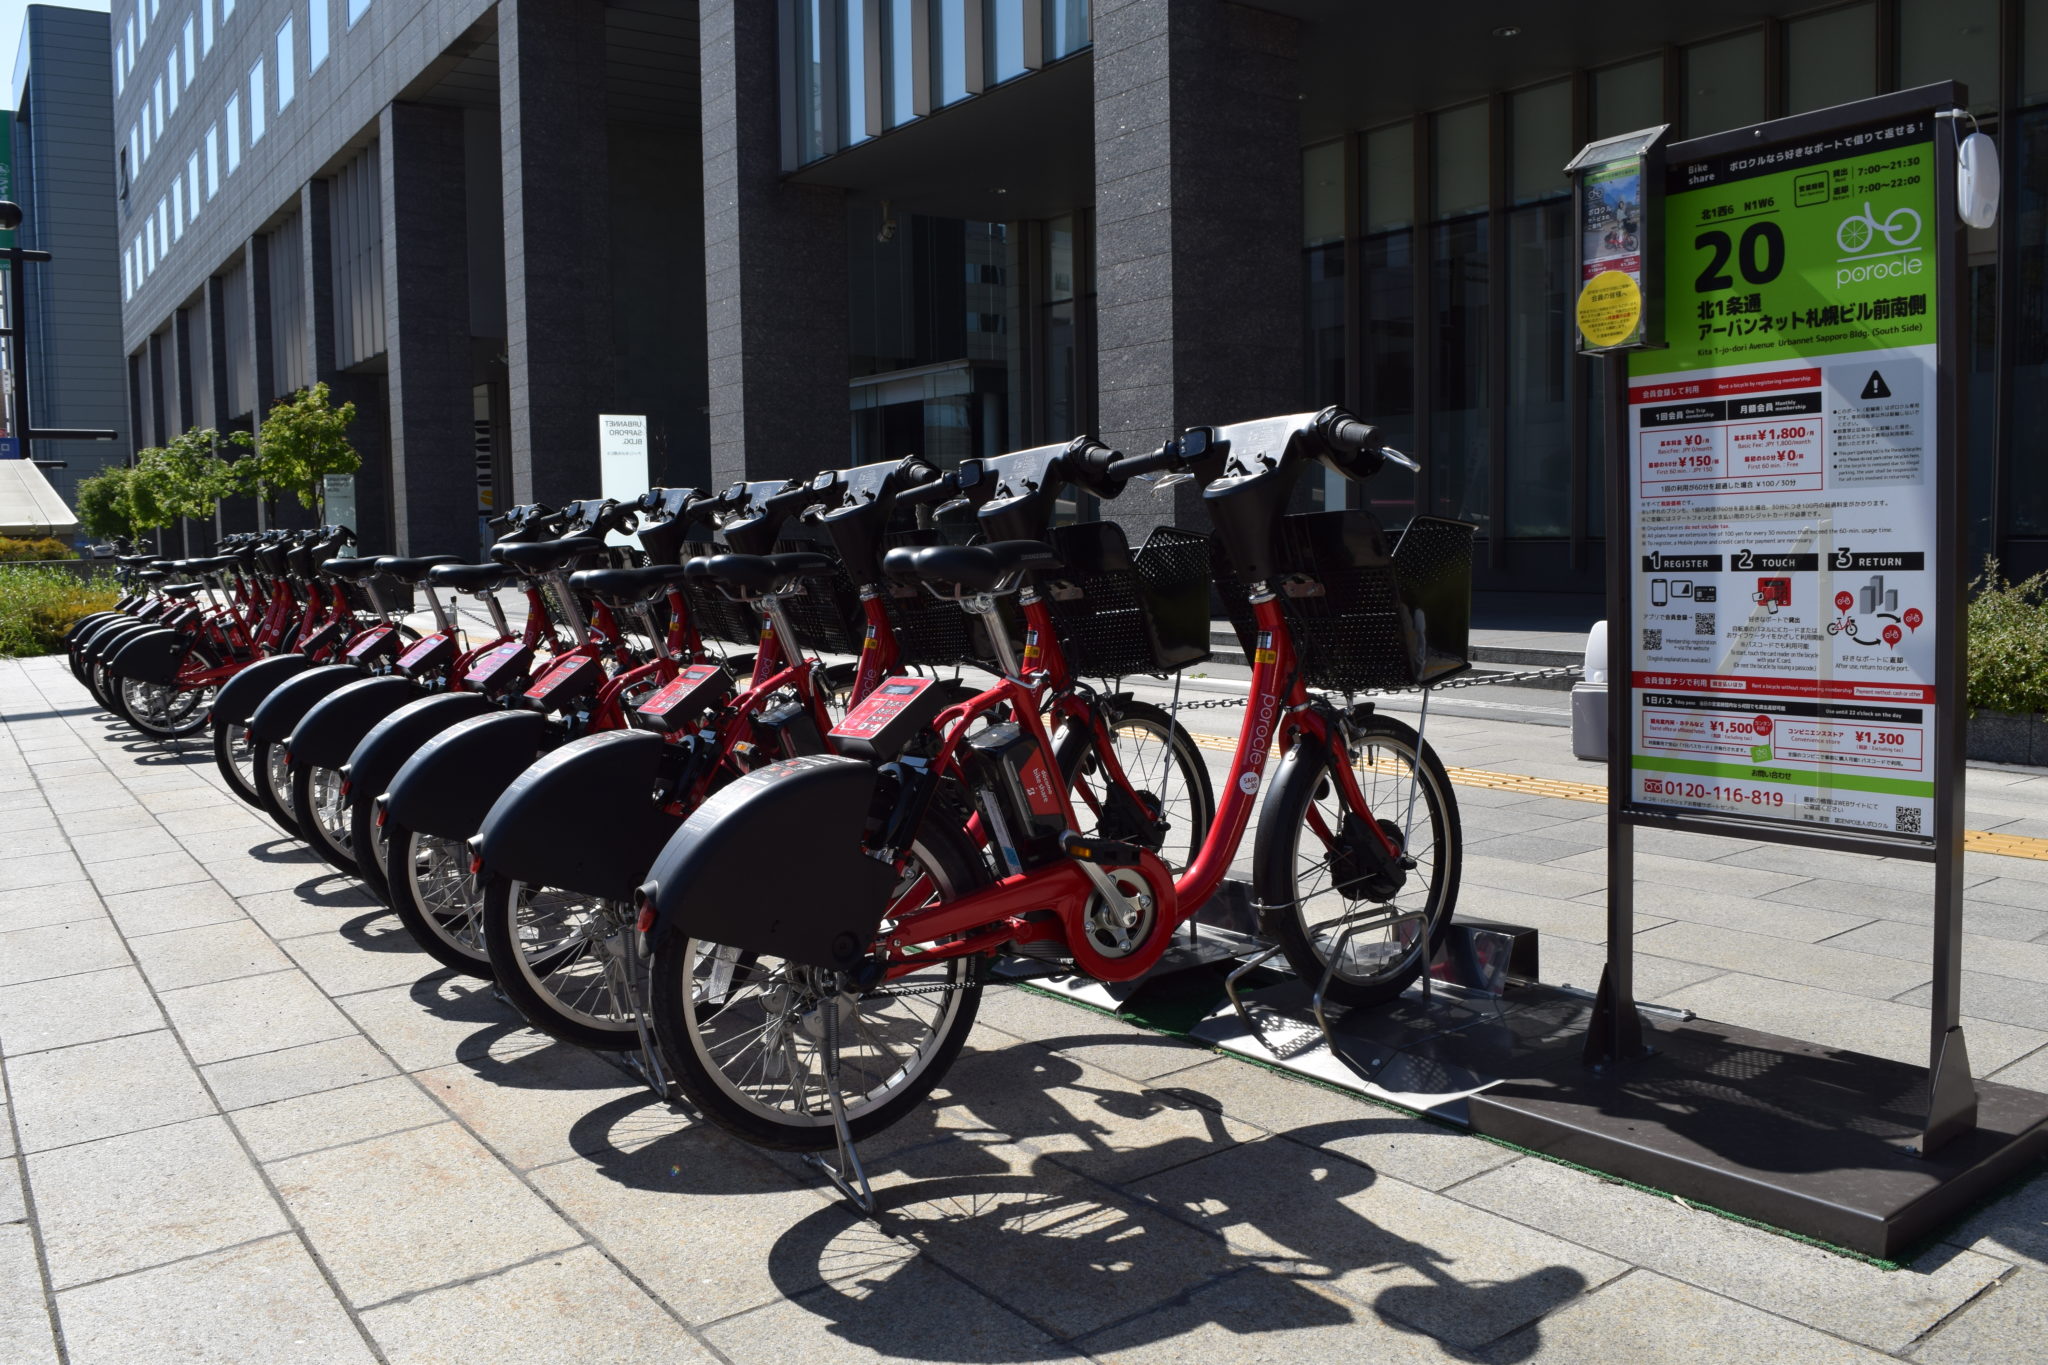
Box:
[481,873,642,1051]
[1252,713,1461,1008]
[1055,699,1215,873]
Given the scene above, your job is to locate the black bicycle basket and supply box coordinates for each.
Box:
[1037,523,1215,678]
[677,539,762,647]
[770,535,866,655]
[1214,510,1474,692]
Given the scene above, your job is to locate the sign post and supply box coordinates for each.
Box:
[598,414,650,547]
[1576,84,1976,1150]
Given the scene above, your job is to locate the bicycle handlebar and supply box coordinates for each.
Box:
[1105,446,1183,481]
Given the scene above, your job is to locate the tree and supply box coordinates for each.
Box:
[73,463,170,542]
[137,427,245,523]
[238,383,360,520]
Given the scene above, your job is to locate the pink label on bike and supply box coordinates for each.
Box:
[463,641,529,687]
[523,655,600,703]
[830,676,934,743]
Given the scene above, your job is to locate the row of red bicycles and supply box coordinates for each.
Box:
[67,407,1474,1202]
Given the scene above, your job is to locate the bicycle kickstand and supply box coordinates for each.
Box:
[804,994,878,1218]
[616,955,675,1104]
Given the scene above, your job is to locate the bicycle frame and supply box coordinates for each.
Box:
[877,592,1396,983]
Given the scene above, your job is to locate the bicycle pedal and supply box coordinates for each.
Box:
[1059,831,1144,866]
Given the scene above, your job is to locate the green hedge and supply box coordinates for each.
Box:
[0,565,120,657]
[1968,560,2048,715]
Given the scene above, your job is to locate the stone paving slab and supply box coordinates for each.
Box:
[3,651,2047,1361]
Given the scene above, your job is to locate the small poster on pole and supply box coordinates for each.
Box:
[598,414,649,547]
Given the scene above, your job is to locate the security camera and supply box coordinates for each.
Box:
[0,202,22,231]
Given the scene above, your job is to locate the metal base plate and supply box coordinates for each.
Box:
[1466,1006,2048,1259]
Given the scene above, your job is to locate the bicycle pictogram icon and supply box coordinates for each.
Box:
[1837,200,1922,254]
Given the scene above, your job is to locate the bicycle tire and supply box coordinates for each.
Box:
[214,719,267,809]
[650,813,989,1151]
[350,790,393,906]
[382,816,493,978]
[1252,713,1460,1008]
[290,760,357,874]
[1053,698,1216,873]
[251,739,302,837]
[481,873,642,1051]
[120,677,213,740]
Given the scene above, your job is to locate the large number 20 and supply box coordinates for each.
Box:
[1694,222,1786,292]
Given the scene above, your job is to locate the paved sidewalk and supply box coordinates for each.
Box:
[0,652,2044,1362]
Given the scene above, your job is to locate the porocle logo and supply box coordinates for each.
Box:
[1835,199,1925,288]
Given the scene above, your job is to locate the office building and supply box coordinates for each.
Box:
[116,1,2048,603]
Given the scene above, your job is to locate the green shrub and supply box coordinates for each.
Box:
[0,536,76,562]
[1968,559,2048,715]
[0,565,119,657]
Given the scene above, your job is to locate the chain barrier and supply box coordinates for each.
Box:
[1154,664,1584,714]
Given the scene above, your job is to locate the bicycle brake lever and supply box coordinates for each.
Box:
[1147,471,1194,492]
[1381,447,1421,473]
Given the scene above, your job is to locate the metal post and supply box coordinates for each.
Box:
[1584,349,1646,1068]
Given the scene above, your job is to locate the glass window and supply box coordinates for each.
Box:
[182,15,194,85]
[841,0,868,143]
[1429,217,1491,526]
[311,0,330,69]
[1359,230,1417,524]
[792,0,826,163]
[1045,0,1088,60]
[349,0,371,26]
[187,151,200,221]
[173,179,184,240]
[1592,56,1660,140]
[1305,242,1346,429]
[933,0,968,106]
[137,2,147,47]
[2029,0,2048,104]
[1510,79,1572,205]
[1303,141,1345,247]
[276,19,295,109]
[1787,4,1876,114]
[141,112,151,163]
[127,14,137,67]
[1900,0,1998,112]
[115,46,124,96]
[1432,102,1490,219]
[884,0,916,126]
[1684,30,1765,137]
[1363,122,1413,233]
[1505,201,1571,537]
[226,93,242,169]
[985,0,1026,84]
[165,55,177,115]
[202,0,213,54]
[249,59,265,141]
[224,0,237,20]
[206,123,219,197]
[129,124,141,174]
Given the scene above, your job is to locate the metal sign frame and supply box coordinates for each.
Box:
[1581,83,1974,1153]
[1568,125,1668,353]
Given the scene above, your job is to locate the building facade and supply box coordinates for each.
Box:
[113,0,2048,605]
[12,2,129,503]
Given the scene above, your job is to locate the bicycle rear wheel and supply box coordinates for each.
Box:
[251,739,301,837]
[214,719,267,808]
[481,874,642,1051]
[1252,713,1460,1008]
[382,816,492,978]
[121,678,213,739]
[291,760,357,874]
[649,814,988,1151]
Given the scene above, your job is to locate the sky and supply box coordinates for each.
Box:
[0,0,110,109]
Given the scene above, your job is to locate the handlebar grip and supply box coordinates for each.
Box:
[1106,446,1182,481]
[897,472,957,506]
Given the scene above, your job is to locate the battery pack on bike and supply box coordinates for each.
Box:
[462,641,532,695]
[522,654,604,712]
[345,624,405,667]
[828,675,947,762]
[633,663,734,734]
[964,722,1065,873]
[732,698,826,771]
[298,619,346,658]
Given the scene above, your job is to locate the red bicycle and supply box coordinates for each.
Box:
[638,409,1472,1156]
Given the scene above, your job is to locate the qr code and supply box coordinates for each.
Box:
[1694,612,1716,637]
[1642,628,1663,651]
[1895,806,1923,835]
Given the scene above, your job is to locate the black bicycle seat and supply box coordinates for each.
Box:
[322,556,387,582]
[161,582,206,598]
[883,540,1059,592]
[137,569,166,583]
[569,563,692,604]
[687,551,834,592]
[372,554,462,584]
[427,562,514,592]
[491,537,604,573]
[117,554,156,567]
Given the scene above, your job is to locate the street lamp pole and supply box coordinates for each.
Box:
[0,199,117,463]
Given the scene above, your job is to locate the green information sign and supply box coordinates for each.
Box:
[1624,113,1944,844]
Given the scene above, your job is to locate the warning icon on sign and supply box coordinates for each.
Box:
[1861,371,1892,399]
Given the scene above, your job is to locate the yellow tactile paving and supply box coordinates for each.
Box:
[1185,730,2048,862]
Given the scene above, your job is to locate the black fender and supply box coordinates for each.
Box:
[247,665,364,745]
[640,755,895,970]
[343,692,500,809]
[85,619,154,666]
[288,676,422,771]
[106,628,188,686]
[476,730,680,903]
[68,611,128,643]
[383,710,552,839]
[213,653,316,726]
